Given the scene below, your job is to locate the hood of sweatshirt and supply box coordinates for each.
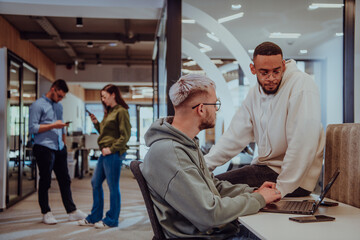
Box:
[145,117,198,150]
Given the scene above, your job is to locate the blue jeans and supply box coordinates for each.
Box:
[86,152,125,227]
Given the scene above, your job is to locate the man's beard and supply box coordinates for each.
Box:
[257,77,282,95]
[199,111,215,130]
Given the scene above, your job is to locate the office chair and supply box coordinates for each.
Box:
[130,161,198,240]
[324,123,360,208]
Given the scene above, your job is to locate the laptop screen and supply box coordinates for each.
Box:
[313,169,340,212]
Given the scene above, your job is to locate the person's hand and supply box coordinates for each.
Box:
[89,113,98,124]
[256,181,276,191]
[52,120,67,129]
[101,147,112,156]
[257,187,282,204]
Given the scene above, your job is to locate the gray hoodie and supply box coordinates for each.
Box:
[140,117,266,239]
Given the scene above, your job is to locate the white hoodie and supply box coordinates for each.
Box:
[205,59,325,197]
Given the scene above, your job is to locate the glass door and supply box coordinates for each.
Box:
[21,63,37,196]
[6,52,38,207]
[7,59,22,203]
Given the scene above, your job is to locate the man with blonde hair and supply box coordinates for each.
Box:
[140,74,281,239]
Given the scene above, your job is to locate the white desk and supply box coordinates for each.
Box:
[238,197,360,240]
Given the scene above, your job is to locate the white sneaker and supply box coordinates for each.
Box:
[43,212,57,225]
[78,219,94,226]
[68,209,87,221]
[94,221,109,229]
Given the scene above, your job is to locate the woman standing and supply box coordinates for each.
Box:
[79,84,131,228]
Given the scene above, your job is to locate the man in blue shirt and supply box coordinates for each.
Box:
[29,79,86,225]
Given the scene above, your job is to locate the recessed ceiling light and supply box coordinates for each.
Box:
[299,50,308,54]
[218,12,244,24]
[76,17,83,27]
[211,59,223,64]
[198,42,211,49]
[231,4,242,10]
[183,61,197,67]
[309,3,344,10]
[206,32,220,42]
[269,32,301,38]
[200,47,212,53]
[109,42,118,47]
[182,19,196,24]
[335,32,344,37]
[87,42,94,48]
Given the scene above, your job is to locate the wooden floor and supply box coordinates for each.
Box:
[0,167,153,240]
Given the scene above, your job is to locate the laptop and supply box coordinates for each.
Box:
[261,169,340,215]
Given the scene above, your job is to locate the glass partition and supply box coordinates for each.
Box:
[181,0,344,148]
[6,51,38,207]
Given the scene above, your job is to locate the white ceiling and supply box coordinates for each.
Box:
[0,0,345,89]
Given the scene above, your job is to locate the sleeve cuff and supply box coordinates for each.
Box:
[251,192,266,208]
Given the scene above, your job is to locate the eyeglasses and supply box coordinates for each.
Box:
[192,99,221,111]
[256,70,283,80]
[55,89,65,99]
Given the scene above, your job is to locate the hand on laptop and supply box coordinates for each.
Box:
[255,182,281,204]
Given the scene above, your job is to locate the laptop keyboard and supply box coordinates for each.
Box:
[283,201,313,212]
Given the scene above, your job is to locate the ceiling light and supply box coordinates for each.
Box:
[211,59,223,64]
[248,49,254,54]
[231,4,242,10]
[76,17,83,27]
[182,19,196,24]
[335,32,344,37]
[299,49,308,54]
[200,47,212,53]
[87,42,93,48]
[182,69,191,74]
[206,32,220,42]
[10,69,17,73]
[308,3,344,10]
[269,32,301,38]
[218,12,244,24]
[109,42,118,47]
[183,61,197,67]
[96,54,102,66]
[198,42,211,49]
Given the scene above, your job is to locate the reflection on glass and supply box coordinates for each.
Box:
[8,61,21,201]
[139,106,153,159]
[22,64,37,196]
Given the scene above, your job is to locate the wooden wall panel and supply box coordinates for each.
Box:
[68,84,85,101]
[0,16,55,81]
[325,123,360,208]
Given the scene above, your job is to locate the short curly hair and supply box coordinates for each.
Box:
[169,74,215,107]
[253,41,283,59]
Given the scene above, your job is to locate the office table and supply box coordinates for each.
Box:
[238,197,360,240]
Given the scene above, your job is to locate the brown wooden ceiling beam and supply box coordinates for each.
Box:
[20,32,155,43]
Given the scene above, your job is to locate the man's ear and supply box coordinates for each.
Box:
[195,104,204,116]
[250,63,256,75]
[282,59,286,71]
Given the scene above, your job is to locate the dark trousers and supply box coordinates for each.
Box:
[33,144,76,214]
[216,165,311,197]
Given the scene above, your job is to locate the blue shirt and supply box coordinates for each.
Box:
[29,95,65,151]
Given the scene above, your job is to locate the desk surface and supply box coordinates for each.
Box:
[238,197,360,240]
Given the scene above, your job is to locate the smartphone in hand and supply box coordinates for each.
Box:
[289,215,335,223]
[85,108,92,115]
[65,121,72,125]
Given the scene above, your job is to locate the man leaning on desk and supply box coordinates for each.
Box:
[140,74,281,239]
[205,41,325,198]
